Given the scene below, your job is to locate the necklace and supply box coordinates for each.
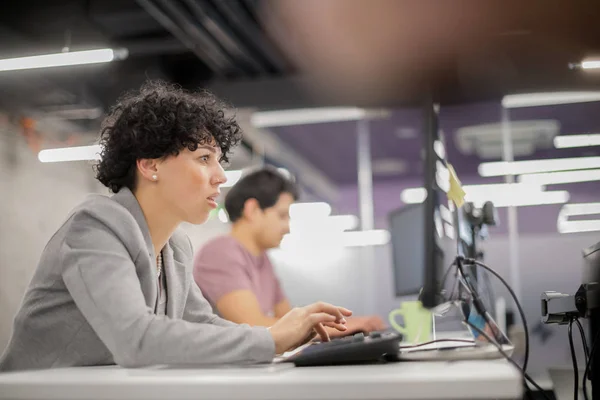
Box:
[157,251,163,279]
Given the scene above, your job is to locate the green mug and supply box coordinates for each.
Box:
[388,301,433,344]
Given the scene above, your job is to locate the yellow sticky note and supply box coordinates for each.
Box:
[447,163,466,208]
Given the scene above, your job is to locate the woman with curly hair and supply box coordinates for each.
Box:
[0,81,351,372]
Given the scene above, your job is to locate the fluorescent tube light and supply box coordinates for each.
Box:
[519,169,600,185]
[400,184,567,208]
[38,145,102,162]
[401,188,427,204]
[0,48,128,72]
[502,92,600,108]
[581,59,600,70]
[478,156,600,177]
[479,191,569,208]
[251,107,368,128]
[554,134,600,149]
[560,202,600,216]
[39,145,244,188]
[289,202,332,219]
[401,183,542,204]
[557,203,600,234]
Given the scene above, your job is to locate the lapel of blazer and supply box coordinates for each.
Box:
[111,188,158,307]
[163,240,186,318]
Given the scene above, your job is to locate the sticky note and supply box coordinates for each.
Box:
[447,163,466,208]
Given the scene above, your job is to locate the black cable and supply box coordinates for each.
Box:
[575,319,590,364]
[440,260,458,292]
[470,259,530,373]
[569,319,580,400]
[464,320,552,400]
[583,328,600,400]
[574,319,590,400]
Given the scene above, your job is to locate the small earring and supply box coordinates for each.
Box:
[152,174,158,181]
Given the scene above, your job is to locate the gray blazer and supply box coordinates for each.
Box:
[0,188,274,372]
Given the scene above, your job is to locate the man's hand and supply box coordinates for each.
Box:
[329,315,387,338]
[268,302,352,354]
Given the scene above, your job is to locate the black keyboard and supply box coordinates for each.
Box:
[286,331,403,367]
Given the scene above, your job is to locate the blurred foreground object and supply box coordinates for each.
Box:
[261,0,501,104]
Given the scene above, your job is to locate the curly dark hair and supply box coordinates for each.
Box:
[95,80,242,193]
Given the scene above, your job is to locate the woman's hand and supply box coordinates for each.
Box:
[268,302,352,354]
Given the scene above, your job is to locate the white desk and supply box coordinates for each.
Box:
[0,361,522,400]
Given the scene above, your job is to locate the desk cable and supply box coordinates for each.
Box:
[447,258,552,399]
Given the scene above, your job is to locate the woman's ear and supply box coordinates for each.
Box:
[137,158,160,183]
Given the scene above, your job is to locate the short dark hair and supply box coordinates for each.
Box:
[95,80,242,193]
[225,167,299,223]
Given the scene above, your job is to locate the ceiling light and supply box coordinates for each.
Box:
[401,188,427,204]
[42,106,104,120]
[38,146,245,190]
[478,156,600,177]
[557,203,600,234]
[289,202,332,219]
[581,59,600,70]
[400,183,567,208]
[519,169,600,185]
[559,202,600,216]
[502,92,600,108]
[0,48,128,72]
[38,145,101,162]
[553,134,600,149]
[401,183,542,204]
[251,107,387,128]
[476,191,569,208]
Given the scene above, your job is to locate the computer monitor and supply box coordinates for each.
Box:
[420,102,456,309]
[389,204,425,297]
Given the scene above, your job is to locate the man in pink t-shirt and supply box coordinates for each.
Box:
[194,167,385,335]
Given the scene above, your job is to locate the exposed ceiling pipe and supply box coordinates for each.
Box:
[135,0,225,76]
[209,0,287,72]
[241,0,262,22]
[153,0,245,76]
[182,0,266,75]
[120,37,189,56]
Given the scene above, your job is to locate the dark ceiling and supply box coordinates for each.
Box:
[0,0,290,113]
[1,0,600,112]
